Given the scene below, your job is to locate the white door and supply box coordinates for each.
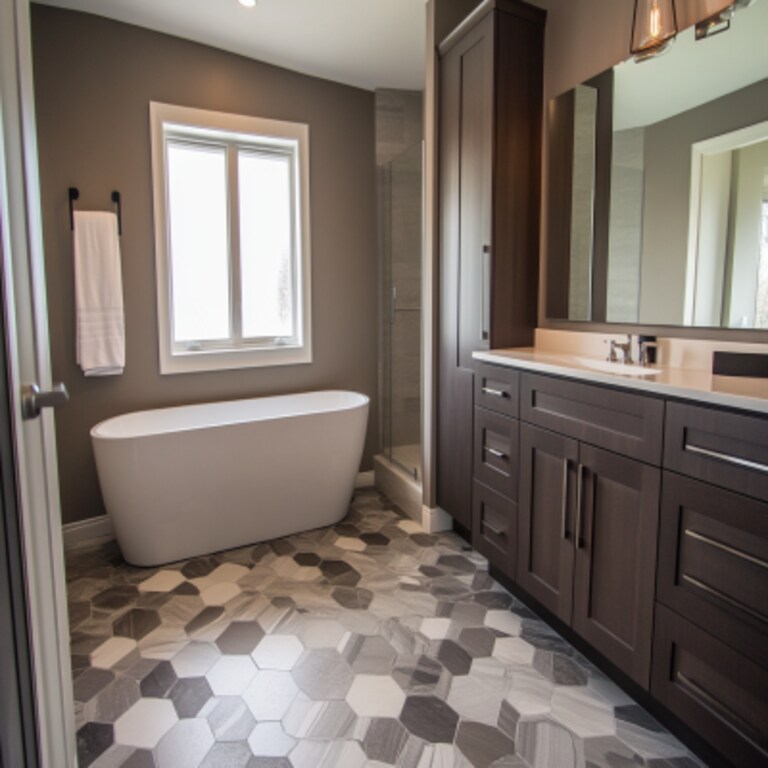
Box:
[1,0,76,765]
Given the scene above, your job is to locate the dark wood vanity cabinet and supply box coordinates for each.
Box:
[517,374,662,687]
[436,0,544,529]
[653,403,768,766]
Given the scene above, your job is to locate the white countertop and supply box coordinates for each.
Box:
[473,348,768,415]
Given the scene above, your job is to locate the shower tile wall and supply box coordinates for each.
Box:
[376,90,424,465]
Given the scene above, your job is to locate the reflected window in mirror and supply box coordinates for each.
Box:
[545,0,768,331]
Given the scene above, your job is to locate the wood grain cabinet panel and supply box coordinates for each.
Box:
[652,604,768,767]
[520,373,664,465]
[474,407,519,500]
[657,471,768,668]
[572,445,660,687]
[664,402,768,503]
[437,1,544,529]
[473,481,517,575]
[475,362,519,417]
[517,423,578,624]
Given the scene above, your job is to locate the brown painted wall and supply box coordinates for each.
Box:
[31,5,378,525]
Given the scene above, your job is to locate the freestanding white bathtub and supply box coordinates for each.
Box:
[91,390,369,566]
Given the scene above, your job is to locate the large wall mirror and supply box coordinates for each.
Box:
[546,0,768,331]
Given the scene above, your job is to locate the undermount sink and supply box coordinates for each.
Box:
[576,357,661,377]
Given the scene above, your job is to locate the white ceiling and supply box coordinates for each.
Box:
[33,0,428,91]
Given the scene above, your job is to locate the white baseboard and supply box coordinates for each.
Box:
[355,470,375,489]
[62,515,114,553]
[421,506,453,534]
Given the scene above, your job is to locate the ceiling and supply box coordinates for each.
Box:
[33,0,428,91]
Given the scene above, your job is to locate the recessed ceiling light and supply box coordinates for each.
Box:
[239,0,256,7]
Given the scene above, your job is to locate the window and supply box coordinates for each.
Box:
[150,103,311,373]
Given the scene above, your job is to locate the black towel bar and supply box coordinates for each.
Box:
[69,187,122,235]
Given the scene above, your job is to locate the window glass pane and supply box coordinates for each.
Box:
[238,151,294,339]
[167,141,230,342]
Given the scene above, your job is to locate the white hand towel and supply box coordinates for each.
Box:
[73,210,125,376]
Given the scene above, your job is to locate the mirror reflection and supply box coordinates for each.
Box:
[547,0,768,329]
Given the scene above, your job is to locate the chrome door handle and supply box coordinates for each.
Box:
[481,387,509,398]
[561,459,570,540]
[575,463,585,549]
[21,382,69,420]
[485,447,508,461]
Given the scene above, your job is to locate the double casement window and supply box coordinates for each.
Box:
[150,103,311,373]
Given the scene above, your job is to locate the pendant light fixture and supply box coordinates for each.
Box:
[630,0,678,62]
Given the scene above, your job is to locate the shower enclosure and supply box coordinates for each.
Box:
[380,142,423,480]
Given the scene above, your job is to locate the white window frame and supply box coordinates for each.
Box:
[150,102,312,374]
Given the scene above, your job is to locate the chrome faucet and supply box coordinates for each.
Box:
[608,335,634,365]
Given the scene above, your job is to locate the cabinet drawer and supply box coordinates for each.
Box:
[473,481,516,576]
[475,363,519,417]
[474,407,519,500]
[664,402,768,503]
[520,373,664,465]
[658,472,768,667]
[652,604,768,767]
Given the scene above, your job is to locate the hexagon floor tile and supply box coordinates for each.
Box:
[67,490,705,768]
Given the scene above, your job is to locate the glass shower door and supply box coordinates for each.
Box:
[382,142,423,480]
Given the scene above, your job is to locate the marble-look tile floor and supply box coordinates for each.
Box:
[67,489,705,768]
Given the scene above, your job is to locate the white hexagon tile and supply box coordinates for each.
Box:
[66,489,705,768]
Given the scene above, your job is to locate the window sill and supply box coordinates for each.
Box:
[159,343,312,375]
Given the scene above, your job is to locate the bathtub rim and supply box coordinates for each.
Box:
[90,389,370,441]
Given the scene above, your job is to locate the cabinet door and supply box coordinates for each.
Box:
[473,481,517,577]
[572,445,660,687]
[517,424,578,623]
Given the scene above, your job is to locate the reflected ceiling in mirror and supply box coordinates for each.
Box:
[546,0,768,330]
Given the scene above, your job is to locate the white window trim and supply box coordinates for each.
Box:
[150,101,312,374]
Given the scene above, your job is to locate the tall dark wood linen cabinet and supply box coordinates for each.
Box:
[437,0,545,530]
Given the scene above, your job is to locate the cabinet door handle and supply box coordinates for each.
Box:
[575,463,585,550]
[561,459,570,540]
[485,446,508,461]
[685,443,768,475]
[482,520,505,538]
[481,244,490,342]
[481,387,509,399]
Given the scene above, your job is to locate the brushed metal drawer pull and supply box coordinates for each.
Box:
[481,387,509,399]
[685,443,768,475]
[681,575,765,623]
[684,529,768,570]
[482,521,506,538]
[485,446,508,461]
[561,459,569,540]
[575,463,584,550]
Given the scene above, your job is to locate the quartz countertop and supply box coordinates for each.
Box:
[473,348,768,415]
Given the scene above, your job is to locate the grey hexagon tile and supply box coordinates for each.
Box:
[242,669,298,719]
[247,722,297,757]
[139,661,177,698]
[113,609,161,641]
[516,718,580,768]
[114,698,178,749]
[171,642,220,678]
[392,654,446,694]
[74,667,116,703]
[282,695,356,739]
[199,741,253,768]
[550,686,617,738]
[251,634,304,670]
[204,696,255,741]
[76,721,114,767]
[246,757,292,768]
[362,718,409,764]
[342,634,396,673]
[205,656,256,696]
[456,721,516,768]
[155,718,214,768]
[292,648,354,699]
[84,676,140,724]
[447,673,509,726]
[169,677,213,718]
[214,621,265,654]
[346,674,406,717]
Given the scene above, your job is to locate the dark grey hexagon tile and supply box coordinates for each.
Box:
[392,655,445,694]
[76,721,114,767]
[245,758,292,768]
[169,676,213,718]
[614,704,665,732]
[533,650,588,686]
[436,640,473,676]
[361,532,390,546]
[214,621,264,654]
[199,741,252,768]
[456,721,516,768]
[436,554,477,574]
[139,660,177,698]
[363,717,409,763]
[458,627,501,658]
[521,622,572,653]
[293,552,321,567]
[399,695,459,743]
[270,539,295,556]
[92,586,139,611]
[135,592,173,611]
[119,748,156,767]
[113,609,161,641]
[69,600,92,629]
[331,586,373,610]
[173,581,200,597]
[318,560,362,586]
[473,591,514,610]
[497,699,519,742]
[181,558,220,580]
